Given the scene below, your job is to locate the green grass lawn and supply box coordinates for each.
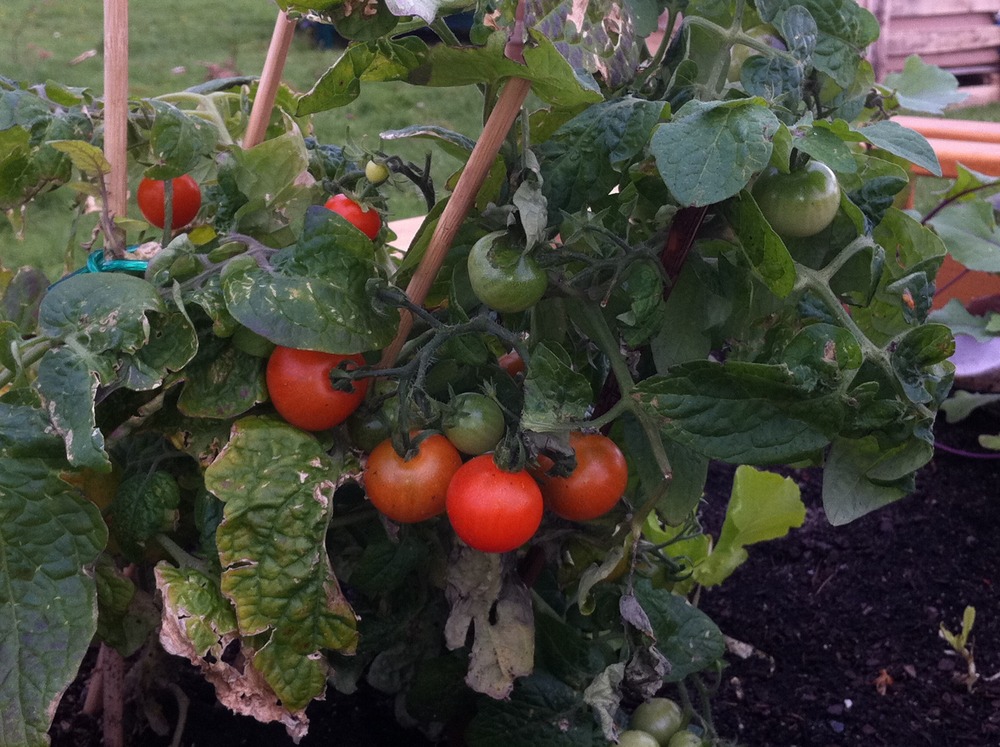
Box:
[1,0,483,277]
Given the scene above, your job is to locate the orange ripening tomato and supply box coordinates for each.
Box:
[137,175,201,229]
[364,433,463,523]
[534,432,628,521]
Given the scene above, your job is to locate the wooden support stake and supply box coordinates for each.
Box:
[378,76,533,368]
[103,0,129,222]
[244,12,298,149]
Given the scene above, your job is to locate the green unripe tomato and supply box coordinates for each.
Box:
[442,392,505,455]
[467,231,548,313]
[365,159,390,185]
[666,731,705,747]
[631,698,684,744]
[751,160,841,239]
[617,730,661,747]
[231,325,276,358]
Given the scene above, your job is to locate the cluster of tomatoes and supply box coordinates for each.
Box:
[620,698,705,747]
[264,344,629,554]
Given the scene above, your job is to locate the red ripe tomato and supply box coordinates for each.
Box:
[497,349,526,377]
[446,455,543,553]
[534,432,628,521]
[364,433,463,523]
[265,346,367,431]
[324,194,381,240]
[137,175,201,229]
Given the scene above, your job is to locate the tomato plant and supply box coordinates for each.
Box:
[136,174,201,229]
[265,346,368,431]
[324,193,381,240]
[534,432,628,521]
[364,433,463,523]
[446,455,543,553]
[467,231,548,313]
[751,160,841,239]
[442,391,505,455]
[0,0,972,744]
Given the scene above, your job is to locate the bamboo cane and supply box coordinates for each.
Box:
[244,12,298,148]
[102,0,129,259]
[378,76,532,368]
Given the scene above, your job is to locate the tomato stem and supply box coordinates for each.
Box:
[155,533,209,573]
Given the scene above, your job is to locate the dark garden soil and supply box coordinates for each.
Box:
[50,411,1000,747]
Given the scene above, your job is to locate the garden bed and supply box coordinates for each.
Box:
[50,410,1000,747]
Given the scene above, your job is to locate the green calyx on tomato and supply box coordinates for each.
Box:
[467,231,548,313]
[751,160,841,239]
[631,697,685,745]
[442,392,505,455]
[446,455,543,553]
[265,346,368,432]
[324,193,382,241]
[137,174,202,230]
[364,432,463,523]
[534,432,628,522]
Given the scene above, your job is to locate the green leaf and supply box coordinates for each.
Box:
[145,99,218,179]
[694,466,805,586]
[48,139,110,178]
[757,0,878,87]
[719,190,796,298]
[633,361,842,463]
[930,299,997,343]
[177,339,267,419]
[1,266,47,333]
[521,343,593,431]
[299,31,602,115]
[632,579,725,681]
[890,323,955,406]
[0,128,39,209]
[928,200,1000,273]
[110,471,181,562]
[653,99,780,206]
[408,30,604,109]
[36,347,109,470]
[854,120,941,176]
[205,417,359,710]
[222,210,398,354]
[154,562,311,741]
[39,272,165,351]
[530,0,644,90]
[350,533,429,596]
[155,563,238,659]
[444,548,534,700]
[0,457,106,747]
[465,672,598,747]
[0,397,65,460]
[96,557,158,656]
[380,124,477,162]
[539,96,665,220]
[940,391,1000,423]
[822,436,913,525]
[882,55,968,114]
[794,125,859,174]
